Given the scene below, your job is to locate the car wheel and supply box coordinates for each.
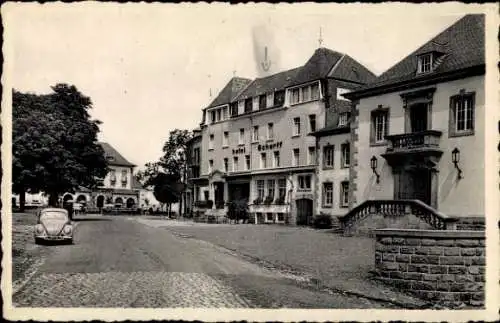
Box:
[34,238,42,245]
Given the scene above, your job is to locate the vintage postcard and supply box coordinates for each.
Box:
[1,2,499,322]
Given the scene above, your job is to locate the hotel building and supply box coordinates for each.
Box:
[186,47,376,225]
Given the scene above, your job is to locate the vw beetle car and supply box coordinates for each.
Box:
[34,208,74,244]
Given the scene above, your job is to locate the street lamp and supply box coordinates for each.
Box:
[370,156,380,184]
[451,147,463,179]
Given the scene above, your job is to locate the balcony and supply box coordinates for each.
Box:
[382,130,443,166]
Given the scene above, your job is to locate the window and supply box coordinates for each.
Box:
[417,53,433,73]
[293,117,301,136]
[222,107,228,119]
[340,181,349,207]
[274,90,285,106]
[252,126,259,142]
[298,175,312,190]
[264,123,273,140]
[289,82,321,105]
[338,112,350,126]
[204,190,209,201]
[216,109,221,121]
[291,88,300,104]
[109,170,116,185]
[323,145,334,168]
[260,152,267,169]
[278,178,287,199]
[293,148,300,166]
[267,179,275,199]
[341,143,350,168]
[277,213,285,222]
[323,182,333,207]
[239,128,245,145]
[311,82,320,100]
[257,180,265,199]
[223,131,229,147]
[267,93,274,107]
[266,213,274,222]
[245,155,251,170]
[209,134,214,150]
[244,98,253,113]
[194,148,200,164]
[233,156,239,172]
[371,109,389,144]
[259,95,267,110]
[309,114,316,132]
[450,91,475,136]
[224,158,229,172]
[273,151,280,167]
[230,102,238,117]
[308,146,316,165]
[302,86,311,102]
[208,160,214,173]
[210,110,216,123]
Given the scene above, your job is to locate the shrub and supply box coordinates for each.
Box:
[263,196,274,205]
[275,195,286,205]
[227,199,249,223]
[313,214,332,229]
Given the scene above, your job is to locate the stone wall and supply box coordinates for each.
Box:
[374,229,485,307]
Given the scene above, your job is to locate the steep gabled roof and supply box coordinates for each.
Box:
[233,67,302,101]
[207,77,252,108]
[99,142,136,167]
[329,54,377,84]
[291,47,376,87]
[347,14,484,98]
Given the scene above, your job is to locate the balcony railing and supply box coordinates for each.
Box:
[338,199,458,231]
[385,130,442,153]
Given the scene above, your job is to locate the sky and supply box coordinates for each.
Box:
[4,2,484,170]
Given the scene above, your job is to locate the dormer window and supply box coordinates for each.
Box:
[106,156,115,162]
[417,53,433,74]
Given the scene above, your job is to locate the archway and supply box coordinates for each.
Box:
[63,194,74,202]
[76,195,87,203]
[126,198,136,208]
[96,195,105,208]
[115,197,124,206]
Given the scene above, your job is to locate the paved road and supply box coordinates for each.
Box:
[13,216,394,308]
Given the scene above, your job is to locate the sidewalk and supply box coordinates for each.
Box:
[135,218,428,308]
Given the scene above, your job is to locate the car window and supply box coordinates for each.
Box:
[40,211,68,221]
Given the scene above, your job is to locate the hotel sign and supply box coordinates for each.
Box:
[257,141,283,151]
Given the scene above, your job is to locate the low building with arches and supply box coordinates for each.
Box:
[62,142,140,212]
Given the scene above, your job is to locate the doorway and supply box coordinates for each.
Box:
[397,168,432,206]
[409,103,428,133]
[296,199,313,226]
[214,182,225,209]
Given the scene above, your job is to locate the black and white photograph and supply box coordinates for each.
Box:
[1,2,498,322]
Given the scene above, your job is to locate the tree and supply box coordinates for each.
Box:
[149,173,185,216]
[139,129,192,216]
[12,84,108,211]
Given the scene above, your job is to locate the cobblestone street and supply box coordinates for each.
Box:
[12,215,396,308]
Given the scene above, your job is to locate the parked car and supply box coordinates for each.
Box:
[34,208,74,244]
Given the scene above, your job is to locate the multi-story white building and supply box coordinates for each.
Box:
[188,47,376,225]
